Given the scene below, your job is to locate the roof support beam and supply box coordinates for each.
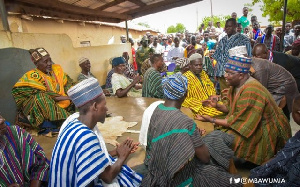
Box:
[11,0,132,20]
[6,2,122,22]
[127,0,146,7]
[126,0,201,19]
[96,0,126,11]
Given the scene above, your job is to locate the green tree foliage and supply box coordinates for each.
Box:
[248,0,300,22]
[244,3,254,13]
[137,22,150,28]
[200,15,231,30]
[167,25,176,33]
[175,23,186,33]
[167,23,186,33]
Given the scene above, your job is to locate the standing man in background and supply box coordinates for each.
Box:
[136,36,151,74]
[213,18,252,92]
[238,7,250,33]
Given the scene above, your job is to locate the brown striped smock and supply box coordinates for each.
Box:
[222,77,292,165]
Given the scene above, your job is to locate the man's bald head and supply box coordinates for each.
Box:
[252,44,269,60]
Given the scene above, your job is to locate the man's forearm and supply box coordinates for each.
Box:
[109,149,117,157]
[116,81,137,98]
[215,103,228,113]
[213,118,229,127]
[99,157,126,184]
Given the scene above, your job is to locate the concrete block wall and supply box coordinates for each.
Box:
[0,31,131,122]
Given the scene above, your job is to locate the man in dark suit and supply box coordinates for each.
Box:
[252,43,300,93]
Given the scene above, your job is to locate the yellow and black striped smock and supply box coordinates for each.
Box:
[182,70,222,117]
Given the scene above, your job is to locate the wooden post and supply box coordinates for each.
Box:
[0,0,10,31]
[126,20,129,41]
[280,0,288,52]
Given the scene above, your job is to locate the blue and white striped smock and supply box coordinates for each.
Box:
[49,117,142,187]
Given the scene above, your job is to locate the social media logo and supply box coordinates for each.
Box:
[241,178,247,184]
[234,178,240,183]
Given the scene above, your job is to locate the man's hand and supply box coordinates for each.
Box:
[132,75,142,84]
[197,127,206,136]
[134,73,143,83]
[134,84,142,90]
[130,142,140,154]
[195,114,212,122]
[221,88,229,100]
[103,89,111,96]
[116,138,133,160]
[202,95,220,108]
[53,96,70,101]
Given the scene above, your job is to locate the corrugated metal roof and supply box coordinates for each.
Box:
[5,0,203,23]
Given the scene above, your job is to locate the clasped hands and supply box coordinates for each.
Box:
[115,138,139,159]
[195,95,219,123]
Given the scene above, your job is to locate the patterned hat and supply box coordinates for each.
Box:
[67,78,103,108]
[162,73,188,100]
[175,58,190,69]
[78,57,89,65]
[225,56,251,73]
[29,48,49,63]
[112,57,125,67]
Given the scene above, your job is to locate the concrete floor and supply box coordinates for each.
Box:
[34,96,300,178]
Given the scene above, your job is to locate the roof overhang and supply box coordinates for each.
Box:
[5,0,203,23]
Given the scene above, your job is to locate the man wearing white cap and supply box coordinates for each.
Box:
[49,78,142,186]
[196,56,291,166]
[78,57,111,96]
[120,35,126,43]
[182,53,223,117]
[77,57,96,82]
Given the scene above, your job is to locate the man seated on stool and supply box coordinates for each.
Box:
[12,48,75,131]
[142,54,165,99]
[78,57,111,96]
[182,53,223,117]
[77,57,96,82]
[111,57,142,98]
